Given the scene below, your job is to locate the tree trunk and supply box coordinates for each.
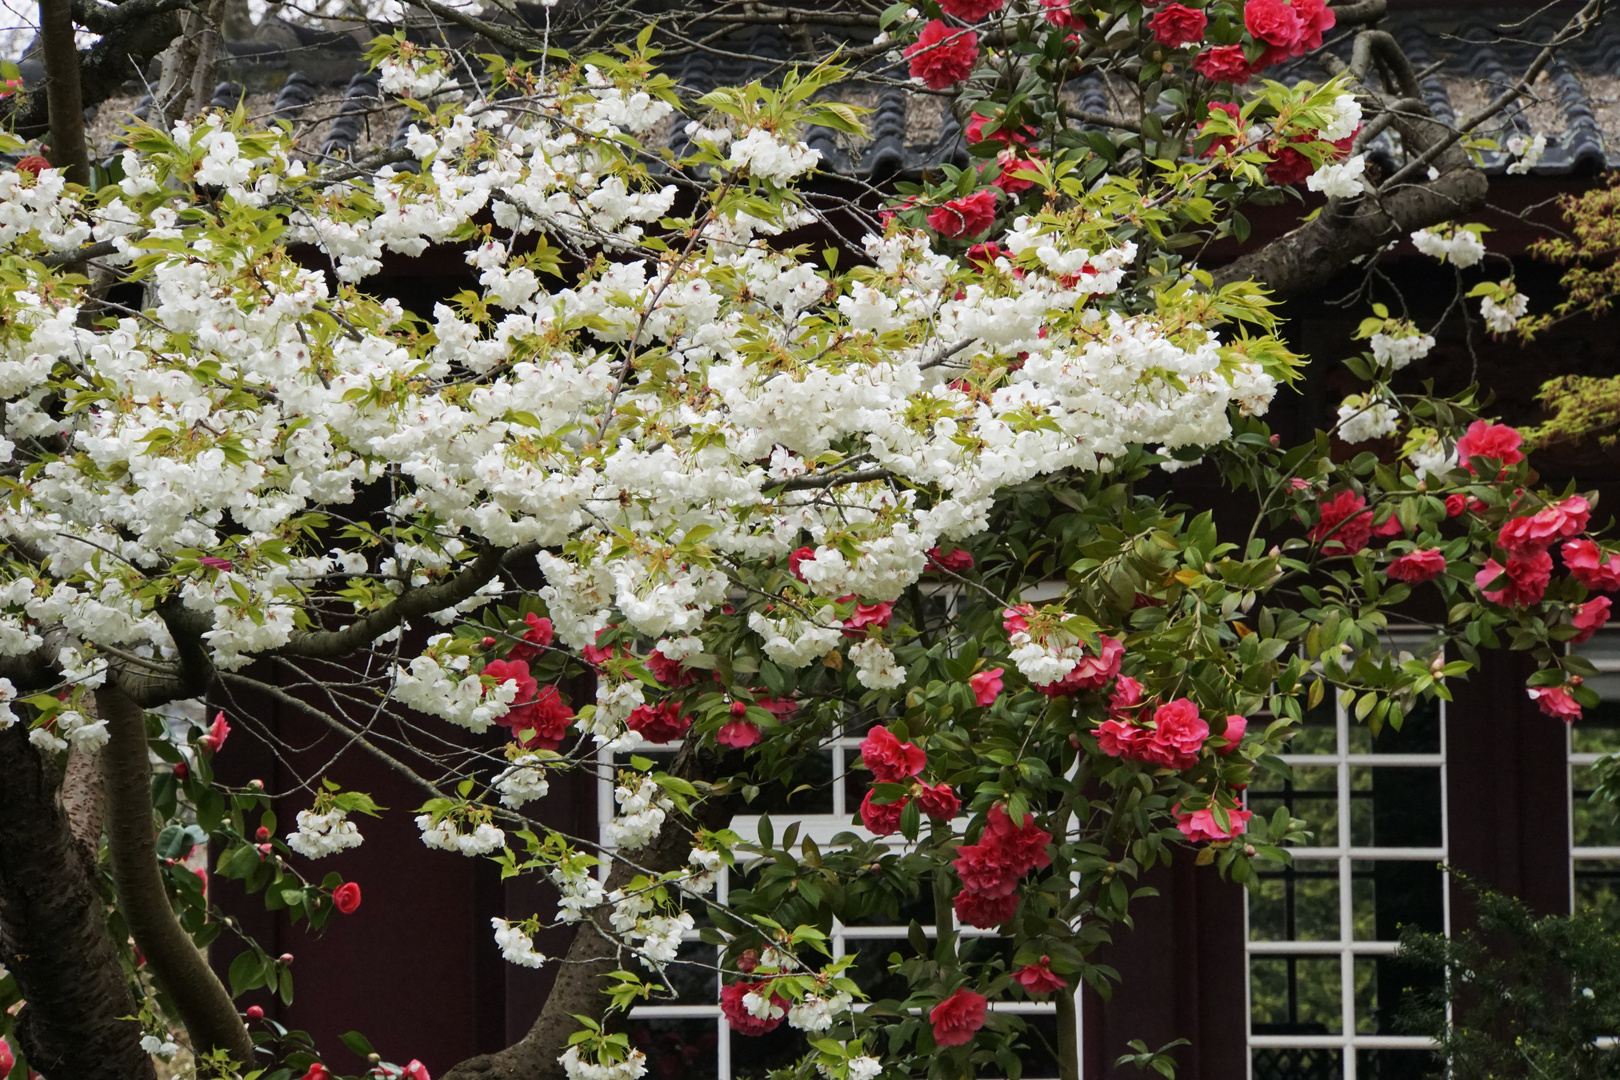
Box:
[443,740,734,1080]
[100,685,256,1065]
[36,0,90,186]
[0,723,158,1080]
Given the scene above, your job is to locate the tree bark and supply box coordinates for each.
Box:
[99,684,256,1065]
[36,0,90,186]
[443,739,734,1080]
[0,723,158,1080]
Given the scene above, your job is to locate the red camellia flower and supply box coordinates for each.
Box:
[645,648,699,688]
[915,781,961,820]
[403,1062,430,1080]
[787,545,815,582]
[626,701,690,743]
[1455,420,1524,473]
[1195,44,1253,82]
[1176,804,1253,843]
[1528,683,1582,722]
[720,980,787,1036]
[954,888,1021,927]
[1108,675,1145,719]
[514,686,574,749]
[1137,697,1208,770]
[1573,597,1613,645]
[1564,539,1620,592]
[905,21,979,90]
[1309,490,1373,555]
[1499,496,1591,556]
[964,113,1034,148]
[1039,0,1083,28]
[1244,0,1334,65]
[332,882,362,914]
[505,612,555,663]
[199,710,230,754]
[927,545,976,573]
[15,155,50,177]
[860,789,907,834]
[484,658,537,703]
[940,0,1004,21]
[1373,513,1406,538]
[1149,3,1206,47]
[1199,101,1241,158]
[717,719,762,748]
[1013,956,1068,995]
[1387,548,1447,584]
[860,725,927,782]
[927,189,999,239]
[1263,142,1313,186]
[963,245,1003,271]
[1038,633,1125,698]
[1095,717,1149,759]
[992,152,1041,194]
[300,1066,331,1080]
[968,667,1004,706]
[1217,714,1247,755]
[954,805,1053,896]
[1476,551,1553,607]
[930,988,988,1047]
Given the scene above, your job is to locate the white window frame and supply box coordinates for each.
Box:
[1569,638,1620,912]
[1243,676,1450,1079]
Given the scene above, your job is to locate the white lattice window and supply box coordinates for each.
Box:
[1244,688,1449,1080]
[600,732,1076,1079]
[1570,636,1620,918]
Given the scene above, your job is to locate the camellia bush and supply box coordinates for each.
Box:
[0,0,1609,1079]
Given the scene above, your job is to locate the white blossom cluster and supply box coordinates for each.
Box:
[849,639,906,690]
[1307,155,1365,199]
[1505,133,1547,175]
[286,807,364,858]
[1336,394,1400,444]
[817,1056,883,1080]
[493,756,551,808]
[1411,226,1485,268]
[551,860,608,923]
[604,775,672,851]
[416,813,506,855]
[490,917,547,968]
[1481,291,1530,333]
[1316,94,1363,143]
[788,991,854,1032]
[558,1047,648,1080]
[1370,329,1435,370]
[607,886,694,970]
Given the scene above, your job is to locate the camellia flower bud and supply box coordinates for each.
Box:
[278,953,294,965]
[245,1005,264,1020]
[256,826,271,841]
[173,762,188,780]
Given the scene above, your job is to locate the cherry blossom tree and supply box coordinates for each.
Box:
[0,1,1609,1080]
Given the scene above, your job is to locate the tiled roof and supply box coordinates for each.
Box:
[28,7,1620,176]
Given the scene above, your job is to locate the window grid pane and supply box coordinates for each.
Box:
[1246,689,1448,1080]
[1571,639,1620,916]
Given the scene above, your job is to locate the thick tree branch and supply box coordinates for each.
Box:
[38,0,91,187]
[279,542,540,658]
[0,723,157,1080]
[8,5,181,137]
[100,683,256,1065]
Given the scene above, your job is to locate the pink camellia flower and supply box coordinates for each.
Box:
[1003,604,1035,635]
[1373,513,1406,538]
[1175,803,1253,843]
[1309,490,1373,555]
[626,701,690,743]
[199,556,234,570]
[941,0,1004,19]
[1528,683,1582,723]
[1564,539,1620,592]
[1108,675,1145,719]
[930,988,988,1047]
[955,888,1020,927]
[860,725,927,783]
[1264,142,1314,186]
[927,189,999,239]
[1195,44,1253,82]
[1476,551,1553,607]
[332,882,361,914]
[1244,0,1334,66]
[954,805,1052,896]
[787,545,815,582]
[1455,420,1524,474]
[964,113,1035,148]
[403,1062,430,1080]
[721,980,788,1036]
[1013,956,1068,995]
[844,601,894,636]
[717,720,762,748]
[968,667,1004,706]
[927,546,976,573]
[1138,698,1209,770]
[905,21,980,90]
[914,781,961,820]
[199,711,230,754]
[1572,597,1613,645]
[1217,714,1247,755]
[992,152,1041,194]
[1038,634,1125,698]
[1499,496,1592,556]
[300,1065,331,1080]
[0,1040,13,1075]
[1387,548,1447,584]
[1149,3,1206,47]
[580,627,619,666]
[1095,717,1149,759]
[859,789,906,835]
